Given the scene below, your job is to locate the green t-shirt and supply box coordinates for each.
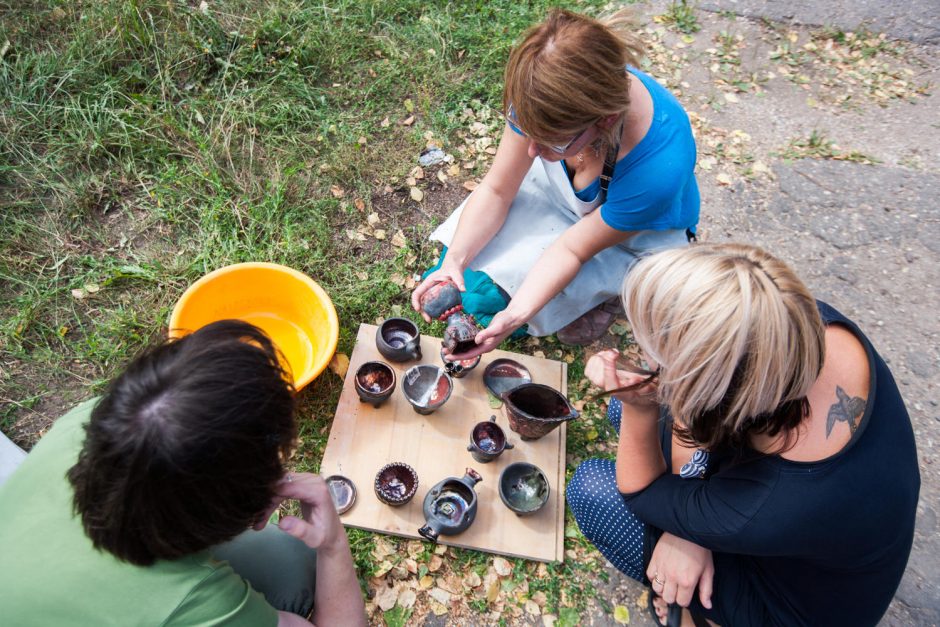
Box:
[0,398,278,627]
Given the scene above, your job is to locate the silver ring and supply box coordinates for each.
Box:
[653,574,665,586]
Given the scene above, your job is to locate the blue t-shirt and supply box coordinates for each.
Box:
[511,68,700,232]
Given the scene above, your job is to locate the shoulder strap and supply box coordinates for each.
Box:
[596,122,623,206]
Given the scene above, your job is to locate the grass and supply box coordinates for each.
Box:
[777,130,881,164]
[660,0,700,34]
[0,0,621,623]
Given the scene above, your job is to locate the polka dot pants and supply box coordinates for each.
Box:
[566,398,647,581]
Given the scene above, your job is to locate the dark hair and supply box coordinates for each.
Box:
[67,320,296,566]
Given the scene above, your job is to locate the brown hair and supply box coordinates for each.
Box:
[503,9,645,148]
[623,244,826,452]
[68,320,296,566]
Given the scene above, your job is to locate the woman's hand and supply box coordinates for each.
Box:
[586,349,659,406]
[445,307,524,361]
[411,261,466,323]
[647,532,714,609]
[269,473,344,552]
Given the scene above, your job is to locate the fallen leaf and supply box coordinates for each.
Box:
[463,572,482,588]
[346,229,366,241]
[404,558,418,574]
[723,92,740,104]
[380,117,391,128]
[429,555,443,572]
[486,580,500,603]
[391,230,407,248]
[447,164,460,176]
[436,170,448,184]
[429,601,448,616]
[613,604,630,624]
[543,615,558,627]
[462,180,479,192]
[401,115,415,126]
[404,98,414,113]
[71,288,87,299]
[636,590,649,609]
[434,544,447,555]
[526,600,541,616]
[374,560,394,578]
[410,187,424,202]
[410,166,425,179]
[398,589,417,609]
[328,353,349,379]
[357,136,368,145]
[429,587,452,604]
[84,283,100,294]
[487,393,503,409]
[493,557,512,577]
[405,176,417,187]
[419,575,434,589]
[375,584,399,611]
[330,184,345,198]
[716,172,733,186]
[533,350,546,359]
[439,574,462,594]
[374,229,387,240]
[532,591,548,607]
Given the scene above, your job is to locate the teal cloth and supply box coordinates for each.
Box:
[423,248,528,339]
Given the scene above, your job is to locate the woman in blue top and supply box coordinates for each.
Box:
[412,9,699,353]
[570,243,919,626]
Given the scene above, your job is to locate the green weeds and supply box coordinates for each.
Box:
[660,0,700,34]
[777,130,880,165]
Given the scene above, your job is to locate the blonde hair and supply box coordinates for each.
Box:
[622,243,826,450]
[503,9,645,148]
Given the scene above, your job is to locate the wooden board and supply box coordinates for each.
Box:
[320,324,567,563]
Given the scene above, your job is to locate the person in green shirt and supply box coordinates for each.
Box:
[0,320,367,627]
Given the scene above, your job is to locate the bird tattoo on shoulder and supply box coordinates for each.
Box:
[826,385,867,438]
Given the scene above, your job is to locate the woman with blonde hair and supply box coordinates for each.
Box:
[567,243,919,626]
[413,8,699,351]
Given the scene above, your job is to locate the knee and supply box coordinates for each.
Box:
[566,458,619,523]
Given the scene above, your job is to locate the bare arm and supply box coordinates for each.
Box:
[412,124,532,317]
[585,350,665,493]
[274,474,367,627]
[454,210,637,358]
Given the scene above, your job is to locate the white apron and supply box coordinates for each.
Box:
[430,157,688,336]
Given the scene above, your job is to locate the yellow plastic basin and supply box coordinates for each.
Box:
[169,262,339,390]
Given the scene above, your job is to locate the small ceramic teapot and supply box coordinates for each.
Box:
[375,318,422,362]
[466,415,514,463]
[418,468,482,542]
[419,280,480,355]
[440,346,481,379]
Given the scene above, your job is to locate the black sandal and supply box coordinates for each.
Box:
[647,591,683,626]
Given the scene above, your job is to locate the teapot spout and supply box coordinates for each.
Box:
[418,523,440,543]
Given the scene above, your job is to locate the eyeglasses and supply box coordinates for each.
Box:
[505,103,591,155]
